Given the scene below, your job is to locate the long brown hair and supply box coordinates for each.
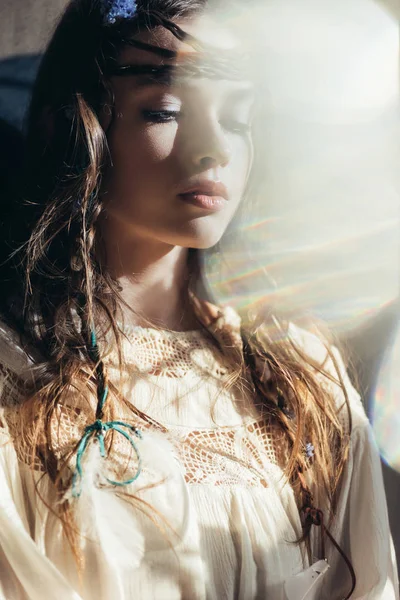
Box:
[0,0,354,594]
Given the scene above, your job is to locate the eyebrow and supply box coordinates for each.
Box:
[123,39,178,60]
[228,86,255,101]
[109,63,255,98]
[109,64,176,87]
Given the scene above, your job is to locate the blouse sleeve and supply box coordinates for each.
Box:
[289,324,399,599]
[322,411,399,599]
[0,340,83,600]
[0,424,83,600]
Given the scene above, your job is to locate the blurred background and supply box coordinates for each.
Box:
[0,0,399,575]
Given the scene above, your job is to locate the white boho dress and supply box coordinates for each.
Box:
[0,306,397,600]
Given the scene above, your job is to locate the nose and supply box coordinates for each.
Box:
[182,109,232,171]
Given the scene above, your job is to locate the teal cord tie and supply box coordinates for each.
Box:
[71,419,143,498]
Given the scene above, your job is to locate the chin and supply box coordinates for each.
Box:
[188,236,222,250]
[173,225,226,250]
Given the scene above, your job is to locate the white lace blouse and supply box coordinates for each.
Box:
[0,307,397,600]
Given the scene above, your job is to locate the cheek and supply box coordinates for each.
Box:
[229,136,253,194]
[108,118,178,174]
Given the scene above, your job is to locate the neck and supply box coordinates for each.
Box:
[100,220,201,331]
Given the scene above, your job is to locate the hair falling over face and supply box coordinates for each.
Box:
[0,0,355,594]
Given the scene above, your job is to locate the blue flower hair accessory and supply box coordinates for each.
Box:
[100,0,138,25]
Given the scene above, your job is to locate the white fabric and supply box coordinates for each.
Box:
[0,312,398,600]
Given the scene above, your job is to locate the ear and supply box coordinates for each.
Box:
[98,101,114,134]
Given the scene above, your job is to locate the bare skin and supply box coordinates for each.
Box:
[99,15,255,331]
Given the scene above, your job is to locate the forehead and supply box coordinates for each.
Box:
[118,15,240,64]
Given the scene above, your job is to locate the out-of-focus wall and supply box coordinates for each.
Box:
[0,0,67,58]
[0,0,68,130]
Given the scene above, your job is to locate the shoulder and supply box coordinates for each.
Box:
[287,322,368,432]
[0,320,38,416]
[0,320,36,375]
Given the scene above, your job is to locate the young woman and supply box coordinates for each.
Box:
[0,0,397,598]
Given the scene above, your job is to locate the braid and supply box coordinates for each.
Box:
[71,180,109,420]
[242,333,356,599]
[81,318,109,420]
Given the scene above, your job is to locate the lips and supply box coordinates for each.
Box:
[178,180,229,201]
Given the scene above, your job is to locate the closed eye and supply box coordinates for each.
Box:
[221,119,251,134]
[142,110,251,135]
[142,110,181,123]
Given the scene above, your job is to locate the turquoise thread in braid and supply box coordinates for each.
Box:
[71,327,143,498]
[88,327,109,419]
[72,420,143,498]
[99,386,109,413]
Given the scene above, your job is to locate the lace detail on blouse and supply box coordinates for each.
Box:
[113,325,231,380]
[2,392,289,489]
[169,419,286,488]
[47,407,289,490]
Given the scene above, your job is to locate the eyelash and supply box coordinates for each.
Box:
[142,110,181,123]
[142,110,251,135]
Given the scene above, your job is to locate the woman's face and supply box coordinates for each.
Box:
[100,15,255,249]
